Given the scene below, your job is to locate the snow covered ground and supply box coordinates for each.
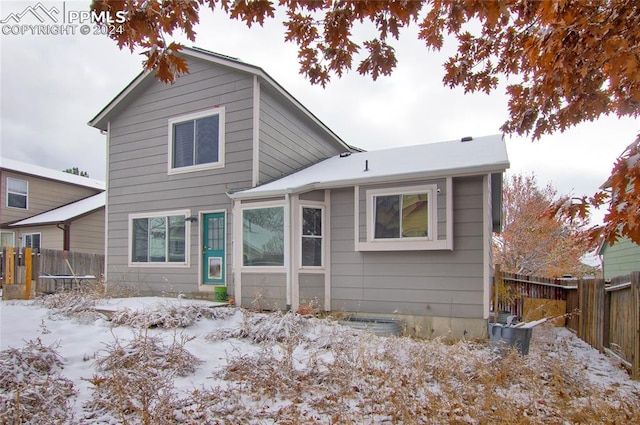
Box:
[1,294,639,424]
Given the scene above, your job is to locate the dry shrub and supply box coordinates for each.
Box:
[110,303,235,329]
[36,292,101,323]
[206,310,312,343]
[0,339,76,424]
[84,331,202,424]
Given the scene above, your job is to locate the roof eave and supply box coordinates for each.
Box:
[229,161,510,200]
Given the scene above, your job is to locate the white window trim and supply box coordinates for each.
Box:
[240,201,287,272]
[1,231,15,247]
[22,232,41,250]
[356,182,453,251]
[7,177,28,210]
[300,203,325,270]
[167,106,226,175]
[128,209,191,267]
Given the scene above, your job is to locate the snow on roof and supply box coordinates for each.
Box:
[231,134,509,199]
[0,157,105,190]
[9,192,105,227]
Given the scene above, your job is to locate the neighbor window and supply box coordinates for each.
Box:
[242,206,284,266]
[23,233,40,250]
[1,232,15,247]
[130,212,187,264]
[372,190,432,240]
[7,177,28,209]
[301,207,323,267]
[169,107,225,173]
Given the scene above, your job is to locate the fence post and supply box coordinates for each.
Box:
[24,248,33,300]
[632,271,640,380]
[4,246,15,284]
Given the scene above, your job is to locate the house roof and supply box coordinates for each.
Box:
[88,47,351,152]
[0,157,105,191]
[229,134,510,199]
[8,192,105,227]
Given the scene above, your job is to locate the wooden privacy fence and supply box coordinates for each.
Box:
[1,247,104,299]
[495,270,640,380]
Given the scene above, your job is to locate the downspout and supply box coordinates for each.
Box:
[57,222,71,251]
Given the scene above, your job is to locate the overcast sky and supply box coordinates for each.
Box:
[1,1,638,225]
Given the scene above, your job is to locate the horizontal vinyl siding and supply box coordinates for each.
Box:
[330,176,485,319]
[299,273,324,308]
[0,171,100,224]
[69,210,105,255]
[16,226,63,251]
[603,238,640,279]
[258,86,344,184]
[240,272,287,311]
[106,58,254,295]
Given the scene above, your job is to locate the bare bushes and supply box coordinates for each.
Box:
[0,339,76,424]
[84,332,202,424]
[110,303,234,329]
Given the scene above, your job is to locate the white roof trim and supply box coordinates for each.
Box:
[9,192,105,227]
[0,157,105,190]
[229,134,510,200]
[88,47,350,151]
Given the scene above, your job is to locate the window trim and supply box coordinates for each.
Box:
[360,183,443,251]
[167,107,225,175]
[128,209,191,267]
[6,177,28,210]
[241,202,286,271]
[22,232,41,250]
[300,205,324,269]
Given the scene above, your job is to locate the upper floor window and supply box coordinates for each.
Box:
[301,206,323,267]
[7,177,28,209]
[168,107,225,174]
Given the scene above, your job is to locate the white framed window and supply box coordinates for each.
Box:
[23,233,41,250]
[129,210,190,266]
[242,205,285,267]
[1,231,15,247]
[301,206,323,267]
[168,107,225,174]
[365,184,438,247]
[7,177,28,209]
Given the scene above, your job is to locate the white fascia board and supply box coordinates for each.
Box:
[228,163,509,200]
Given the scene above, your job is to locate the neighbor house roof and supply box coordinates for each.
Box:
[0,157,105,191]
[88,46,351,152]
[8,192,105,227]
[229,134,509,199]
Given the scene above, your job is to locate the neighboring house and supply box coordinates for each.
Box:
[0,158,105,255]
[90,47,509,338]
[598,238,640,279]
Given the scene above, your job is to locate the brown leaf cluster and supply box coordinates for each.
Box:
[92,0,640,245]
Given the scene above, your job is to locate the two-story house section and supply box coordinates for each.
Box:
[91,48,509,338]
[89,47,353,298]
[0,157,105,254]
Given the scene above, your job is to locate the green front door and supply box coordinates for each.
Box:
[202,212,225,285]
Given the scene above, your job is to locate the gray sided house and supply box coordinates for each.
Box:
[90,48,509,338]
